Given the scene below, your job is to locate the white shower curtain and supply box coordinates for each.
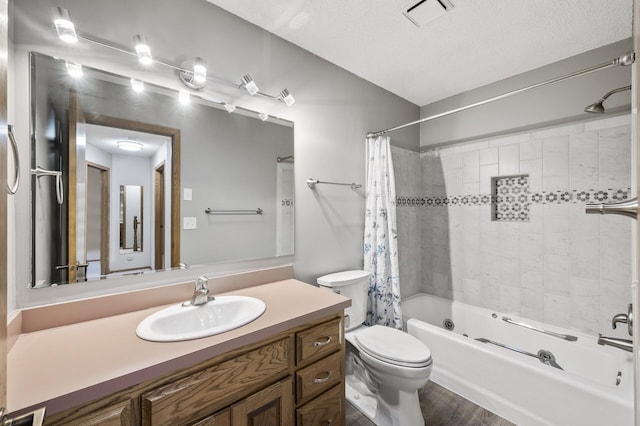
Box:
[364,135,402,329]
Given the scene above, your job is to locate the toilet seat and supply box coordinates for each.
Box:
[354,325,432,368]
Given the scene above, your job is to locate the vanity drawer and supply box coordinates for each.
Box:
[141,338,290,426]
[296,351,342,404]
[296,384,343,426]
[296,318,342,365]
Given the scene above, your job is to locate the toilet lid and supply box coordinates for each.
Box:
[354,325,432,367]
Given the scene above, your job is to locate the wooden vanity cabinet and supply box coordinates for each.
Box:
[43,313,345,426]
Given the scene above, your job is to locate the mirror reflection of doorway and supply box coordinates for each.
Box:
[86,163,110,278]
[84,120,173,276]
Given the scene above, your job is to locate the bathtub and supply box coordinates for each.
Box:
[402,293,633,426]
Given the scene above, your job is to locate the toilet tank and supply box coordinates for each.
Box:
[317,270,370,331]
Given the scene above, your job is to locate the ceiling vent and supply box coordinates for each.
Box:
[403,0,454,28]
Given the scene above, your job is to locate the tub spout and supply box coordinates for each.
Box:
[597,334,633,352]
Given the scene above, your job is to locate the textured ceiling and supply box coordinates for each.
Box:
[206,0,633,106]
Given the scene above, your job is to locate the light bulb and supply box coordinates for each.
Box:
[179,90,190,105]
[130,78,144,92]
[280,88,295,107]
[52,7,78,43]
[133,35,153,65]
[65,61,83,78]
[193,57,207,84]
[280,87,296,106]
[242,74,259,96]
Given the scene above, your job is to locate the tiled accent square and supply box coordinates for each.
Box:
[492,175,529,222]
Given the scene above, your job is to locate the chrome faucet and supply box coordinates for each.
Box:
[184,276,215,306]
[597,334,633,353]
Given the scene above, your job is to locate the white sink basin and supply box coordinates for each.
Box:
[136,295,266,342]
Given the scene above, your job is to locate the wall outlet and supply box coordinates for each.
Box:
[183,217,197,229]
[184,188,192,201]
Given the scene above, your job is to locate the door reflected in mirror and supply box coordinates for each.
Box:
[119,185,143,254]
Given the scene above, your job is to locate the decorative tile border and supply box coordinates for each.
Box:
[396,187,631,207]
[529,188,631,204]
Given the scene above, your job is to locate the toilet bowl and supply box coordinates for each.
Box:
[317,270,433,426]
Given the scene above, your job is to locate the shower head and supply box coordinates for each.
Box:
[584,85,631,114]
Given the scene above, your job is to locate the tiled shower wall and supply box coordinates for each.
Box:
[392,146,422,299]
[395,114,632,335]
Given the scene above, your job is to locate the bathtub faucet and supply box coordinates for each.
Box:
[597,334,633,353]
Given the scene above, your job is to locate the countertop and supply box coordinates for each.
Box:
[7,279,351,416]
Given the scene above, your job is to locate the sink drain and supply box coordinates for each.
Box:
[442,318,455,331]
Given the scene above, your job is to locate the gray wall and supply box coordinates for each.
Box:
[420,40,633,147]
[9,0,419,308]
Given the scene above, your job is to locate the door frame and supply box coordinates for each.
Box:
[86,162,110,276]
[83,113,181,268]
[154,163,165,270]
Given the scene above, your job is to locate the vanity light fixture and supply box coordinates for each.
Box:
[279,88,295,106]
[179,90,191,105]
[133,34,153,65]
[52,7,78,43]
[49,9,297,109]
[65,61,83,78]
[241,74,259,95]
[223,103,236,113]
[130,78,144,92]
[193,57,207,84]
[259,112,269,121]
[117,140,143,152]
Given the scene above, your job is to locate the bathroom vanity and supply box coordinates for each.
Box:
[7,275,350,425]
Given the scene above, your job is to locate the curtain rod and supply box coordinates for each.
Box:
[366,52,635,139]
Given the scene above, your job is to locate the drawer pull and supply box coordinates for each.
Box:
[313,336,332,347]
[322,419,334,426]
[313,371,332,384]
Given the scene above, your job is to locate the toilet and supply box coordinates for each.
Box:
[317,270,432,426]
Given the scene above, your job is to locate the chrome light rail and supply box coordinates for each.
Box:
[502,316,578,342]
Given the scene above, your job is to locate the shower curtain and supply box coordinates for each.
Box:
[364,135,402,329]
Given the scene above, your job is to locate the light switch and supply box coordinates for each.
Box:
[183,217,197,229]
[184,188,192,201]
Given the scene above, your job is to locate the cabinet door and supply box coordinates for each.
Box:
[231,378,293,426]
[296,385,343,426]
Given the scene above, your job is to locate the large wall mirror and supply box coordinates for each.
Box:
[31,51,295,287]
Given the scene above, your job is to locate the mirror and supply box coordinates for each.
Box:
[119,185,143,253]
[31,51,294,287]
